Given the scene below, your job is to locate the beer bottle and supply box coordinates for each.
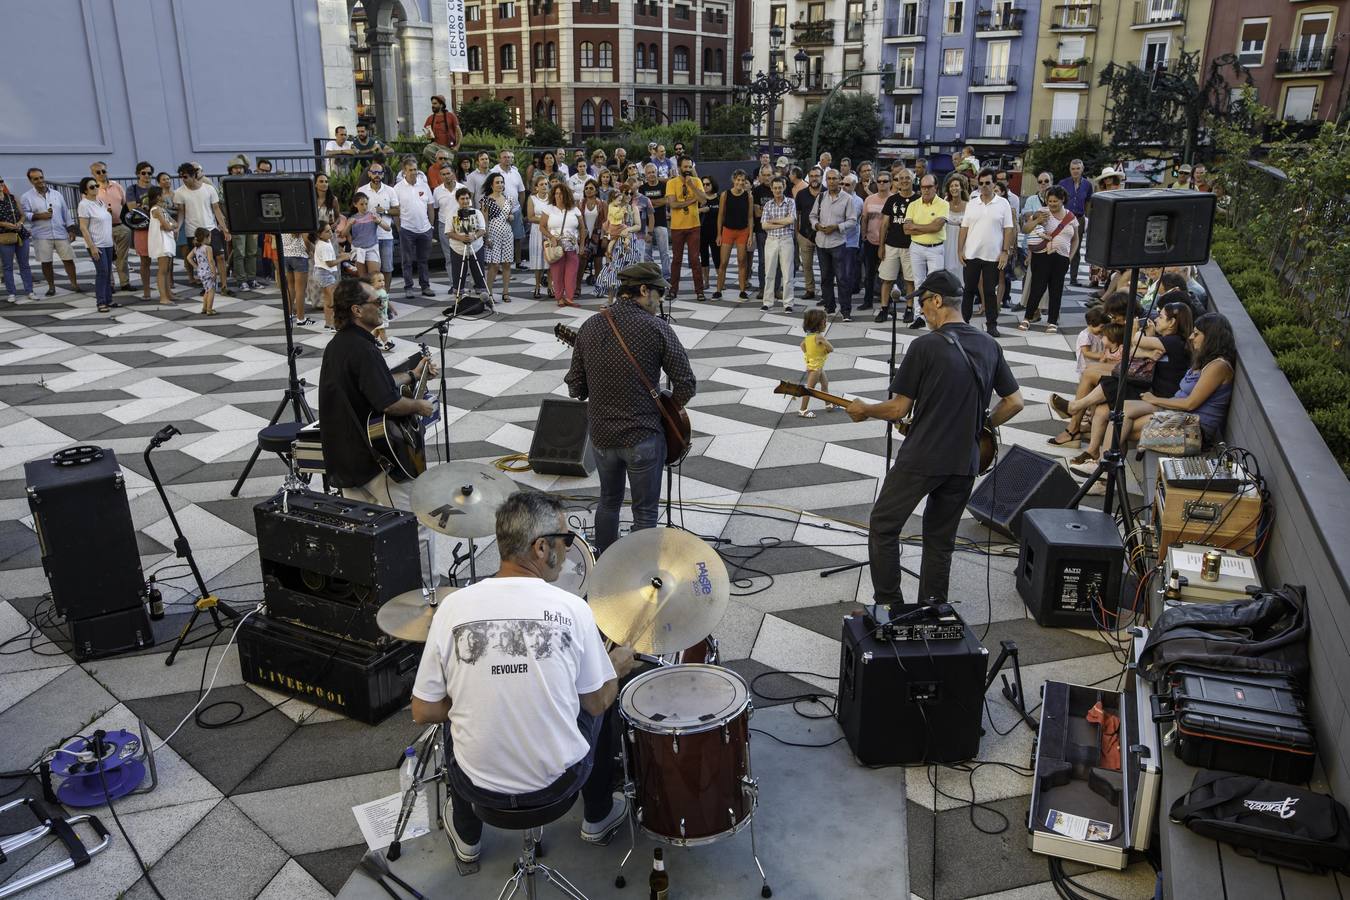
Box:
[649,847,669,899]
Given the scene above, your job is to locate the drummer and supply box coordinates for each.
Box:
[411,491,638,864]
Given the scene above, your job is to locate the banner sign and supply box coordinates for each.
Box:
[447,0,469,72]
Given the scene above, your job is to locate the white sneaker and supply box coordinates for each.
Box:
[443,811,481,863]
[580,793,627,844]
[783,304,794,313]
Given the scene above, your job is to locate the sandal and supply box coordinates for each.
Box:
[1045,323,1058,334]
[1047,394,1071,420]
[1017,320,1031,331]
[1047,429,1081,446]
[797,409,816,418]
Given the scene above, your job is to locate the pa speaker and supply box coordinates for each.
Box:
[529,399,595,476]
[221,175,318,234]
[1016,508,1124,628]
[966,445,1078,539]
[1085,189,1216,270]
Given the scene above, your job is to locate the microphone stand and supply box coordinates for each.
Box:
[415,310,461,465]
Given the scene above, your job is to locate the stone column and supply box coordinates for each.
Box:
[316,0,358,135]
[402,22,439,138]
[369,25,402,140]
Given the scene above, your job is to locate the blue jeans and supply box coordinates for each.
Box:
[377,237,394,273]
[92,247,114,306]
[399,227,432,290]
[818,244,851,317]
[593,432,665,555]
[644,226,671,279]
[1,235,33,296]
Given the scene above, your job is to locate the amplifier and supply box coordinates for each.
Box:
[69,605,155,660]
[236,612,421,724]
[836,612,987,765]
[1017,509,1124,629]
[888,622,967,641]
[254,490,421,645]
[1154,472,1261,552]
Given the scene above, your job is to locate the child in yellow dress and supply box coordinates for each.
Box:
[798,308,835,417]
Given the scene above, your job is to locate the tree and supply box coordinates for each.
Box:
[786,92,882,168]
[1098,51,1247,161]
[701,103,755,162]
[457,98,516,137]
[1024,130,1110,183]
[528,116,567,149]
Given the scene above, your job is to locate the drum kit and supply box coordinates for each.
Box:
[376,462,770,897]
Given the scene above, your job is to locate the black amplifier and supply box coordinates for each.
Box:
[254,490,421,645]
[69,605,155,660]
[1017,508,1124,629]
[837,611,987,765]
[236,612,421,724]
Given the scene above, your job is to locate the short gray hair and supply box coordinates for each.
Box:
[1069,158,1084,168]
[495,492,566,561]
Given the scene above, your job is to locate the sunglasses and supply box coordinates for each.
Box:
[877,178,891,183]
[978,180,994,186]
[539,532,576,547]
[1037,179,1050,184]
[94,169,107,175]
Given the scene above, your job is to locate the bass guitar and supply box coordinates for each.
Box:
[555,323,692,466]
[367,343,436,483]
[772,380,998,474]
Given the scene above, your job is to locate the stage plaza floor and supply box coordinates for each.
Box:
[0,259,1156,899]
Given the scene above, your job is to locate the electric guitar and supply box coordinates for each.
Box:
[367,344,436,483]
[773,380,998,474]
[555,323,692,466]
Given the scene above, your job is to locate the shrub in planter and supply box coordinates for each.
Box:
[1229,269,1279,299]
[1277,345,1340,385]
[1245,301,1297,330]
[1264,323,1320,355]
[1293,370,1350,412]
[1309,407,1350,473]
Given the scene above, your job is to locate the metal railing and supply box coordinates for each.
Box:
[1275,47,1336,74]
[976,7,1026,31]
[799,71,836,92]
[1050,3,1098,29]
[966,116,1026,142]
[1037,118,1088,138]
[791,19,835,46]
[1132,0,1185,27]
[884,8,926,38]
[1043,60,1092,84]
[970,64,1019,87]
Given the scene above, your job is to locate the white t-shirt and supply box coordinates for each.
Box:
[314,240,338,269]
[433,184,459,231]
[466,169,491,204]
[412,577,615,795]
[77,198,114,248]
[567,172,593,199]
[445,207,485,255]
[173,183,220,232]
[542,202,581,246]
[960,193,1014,262]
[493,164,527,201]
[357,183,399,239]
[394,178,434,233]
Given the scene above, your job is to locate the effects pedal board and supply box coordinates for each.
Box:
[871,604,966,641]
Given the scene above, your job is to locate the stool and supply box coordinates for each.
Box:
[257,422,307,490]
[471,792,589,900]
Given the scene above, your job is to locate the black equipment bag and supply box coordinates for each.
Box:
[1169,771,1350,873]
[1136,584,1308,684]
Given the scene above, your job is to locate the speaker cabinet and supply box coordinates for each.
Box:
[966,446,1079,539]
[221,175,318,234]
[529,398,596,477]
[1016,508,1124,628]
[1085,189,1216,270]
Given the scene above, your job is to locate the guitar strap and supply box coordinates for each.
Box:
[934,327,993,439]
[601,309,685,439]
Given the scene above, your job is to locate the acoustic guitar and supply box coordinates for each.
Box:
[555,323,692,466]
[367,343,437,483]
[772,380,998,474]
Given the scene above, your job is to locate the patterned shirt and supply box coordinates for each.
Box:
[760,196,795,239]
[565,301,697,449]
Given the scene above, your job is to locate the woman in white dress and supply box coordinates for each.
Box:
[144,185,177,305]
[942,174,968,290]
[526,175,550,298]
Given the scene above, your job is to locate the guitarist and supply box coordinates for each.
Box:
[845,270,1023,610]
[564,262,697,554]
[319,278,440,578]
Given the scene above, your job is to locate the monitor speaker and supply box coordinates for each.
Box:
[966,445,1079,539]
[528,399,595,477]
[221,175,318,235]
[1084,189,1216,270]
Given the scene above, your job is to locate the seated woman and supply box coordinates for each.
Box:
[1047,291,1153,446]
[1067,312,1235,476]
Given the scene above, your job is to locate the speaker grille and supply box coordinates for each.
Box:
[988,450,1057,519]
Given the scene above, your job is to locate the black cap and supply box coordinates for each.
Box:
[905,269,962,299]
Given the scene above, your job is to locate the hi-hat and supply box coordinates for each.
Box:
[376,585,459,643]
[411,462,516,537]
[588,528,730,655]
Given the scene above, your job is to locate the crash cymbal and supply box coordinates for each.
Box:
[411,462,516,537]
[377,585,459,643]
[588,528,730,655]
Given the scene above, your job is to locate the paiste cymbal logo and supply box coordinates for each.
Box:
[1243,797,1299,819]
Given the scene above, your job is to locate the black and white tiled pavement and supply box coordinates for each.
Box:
[0,256,1155,899]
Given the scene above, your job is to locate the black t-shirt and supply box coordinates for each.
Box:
[890,323,1018,476]
[721,189,751,230]
[640,181,668,228]
[1151,333,1190,399]
[795,188,819,239]
[318,325,404,488]
[882,192,915,249]
[751,183,773,233]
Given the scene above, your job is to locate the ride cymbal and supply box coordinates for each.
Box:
[410,462,516,537]
[376,585,459,643]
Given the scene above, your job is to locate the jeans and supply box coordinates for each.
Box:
[593,432,665,555]
[344,469,438,586]
[909,243,945,296]
[869,468,976,605]
[448,250,487,293]
[644,225,671,279]
[447,707,615,843]
[796,232,817,294]
[754,231,767,290]
[860,243,881,307]
[92,246,114,306]
[1,235,34,296]
[399,228,433,290]
[378,237,395,273]
[549,250,580,303]
[1024,251,1071,325]
[817,244,851,317]
[962,257,1000,326]
[230,233,258,282]
[762,234,794,307]
[669,227,702,297]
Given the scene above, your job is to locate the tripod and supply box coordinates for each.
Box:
[144,426,238,666]
[447,229,491,314]
[230,231,316,497]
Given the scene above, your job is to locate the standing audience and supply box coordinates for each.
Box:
[22,168,84,295]
[76,177,117,312]
[0,175,34,301]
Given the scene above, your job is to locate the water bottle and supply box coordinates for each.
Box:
[398,746,419,795]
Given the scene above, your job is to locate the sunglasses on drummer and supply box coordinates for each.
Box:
[538,531,576,547]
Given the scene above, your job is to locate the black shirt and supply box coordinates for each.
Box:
[795,187,819,240]
[890,322,1018,476]
[640,181,668,229]
[318,325,407,488]
[721,189,751,230]
[1151,334,1190,399]
[882,192,915,249]
[564,301,697,449]
[751,183,773,234]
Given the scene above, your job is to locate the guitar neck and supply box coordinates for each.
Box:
[798,387,852,408]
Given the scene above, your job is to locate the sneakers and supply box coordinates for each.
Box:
[986,325,1002,338]
[783,303,794,313]
[760,302,772,311]
[902,307,914,324]
[444,812,481,863]
[711,291,723,300]
[420,287,435,298]
[739,290,749,300]
[293,317,313,327]
[580,794,628,845]
[909,316,926,329]
[873,307,889,323]
[841,315,853,323]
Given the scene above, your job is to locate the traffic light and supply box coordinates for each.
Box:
[621,99,630,120]
[881,64,895,92]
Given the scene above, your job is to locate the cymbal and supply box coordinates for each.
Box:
[377,586,459,643]
[588,528,730,655]
[411,462,516,537]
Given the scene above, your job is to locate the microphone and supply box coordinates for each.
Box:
[890,602,954,623]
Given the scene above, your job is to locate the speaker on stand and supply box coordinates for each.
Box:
[966,445,1079,540]
[528,398,596,476]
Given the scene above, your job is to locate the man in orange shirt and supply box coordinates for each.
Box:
[422,95,461,164]
[91,161,132,292]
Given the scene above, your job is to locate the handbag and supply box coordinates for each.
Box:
[544,239,564,264]
[122,206,150,231]
[0,229,17,246]
[1137,410,1202,455]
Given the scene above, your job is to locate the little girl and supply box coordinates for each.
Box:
[798,308,834,417]
[190,228,218,315]
[369,272,395,352]
[311,222,347,329]
[1075,305,1107,374]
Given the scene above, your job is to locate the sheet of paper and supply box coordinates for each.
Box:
[1172,550,1257,579]
[352,791,432,851]
[1044,808,1113,842]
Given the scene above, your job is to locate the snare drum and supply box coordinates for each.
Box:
[555,534,596,598]
[620,664,756,846]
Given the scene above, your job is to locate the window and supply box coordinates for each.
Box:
[533,42,543,68]
[900,1,920,34]
[981,95,1004,137]
[580,99,595,129]
[598,41,612,67]
[600,100,614,129]
[1145,0,1177,23]
[1282,85,1317,121]
[704,47,713,73]
[674,46,690,72]
[895,49,916,87]
[467,4,481,21]
[468,45,482,71]
[580,41,594,67]
[771,3,786,29]
[1296,14,1330,61]
[808,3,827,23]
[650,44,660,69]
[937,96,958,128]
[498,2,516,19]
[672,97,692,121]
[1237,19,1268,68]
[986,40,1010,81]
[943,48,964,75]
[500,43,517,70]
[1058,35,1085,63]
[715,48,724,72]
[535,99,547,120]
[1142,33,1169,70]
[844,48,864,76]
[846,0,865,41]
[546,41,556,66]
[894,99,913,136]
[945,0,964,33]
[636,44,646,69]
[675,4,690,20]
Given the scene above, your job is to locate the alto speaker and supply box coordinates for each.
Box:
[966,445,1078,539]
[1085,189,1216,270]
[221,175,318,235]
[529,398,595,477]
[1016,508,1124,628]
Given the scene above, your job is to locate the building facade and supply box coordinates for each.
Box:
[453,0,743,138]
[1201,0,1347,125]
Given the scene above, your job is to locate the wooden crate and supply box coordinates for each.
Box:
[1154,477,1261,552]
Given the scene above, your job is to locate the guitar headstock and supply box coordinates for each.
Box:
[555,323,578,346]
[773,380,808,398]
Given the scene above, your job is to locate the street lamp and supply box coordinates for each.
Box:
[733,26,807,159]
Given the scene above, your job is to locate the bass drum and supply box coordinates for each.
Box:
[554,534,596,598]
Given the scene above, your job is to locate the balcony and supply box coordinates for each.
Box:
[1038,117,1087,138]
[1132,0,1185,28]
[701,71,726,86]
[1275,47,1336,75]
[884,9,926,40]
[791,19,835,47]
[966,114,1027,143]
[798,71,837,93]
[970,64,1019,89]
[976,7,1026,34]
[1049,3,1098,30]
[1043,60,1092,86]
[635,68,659,84]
